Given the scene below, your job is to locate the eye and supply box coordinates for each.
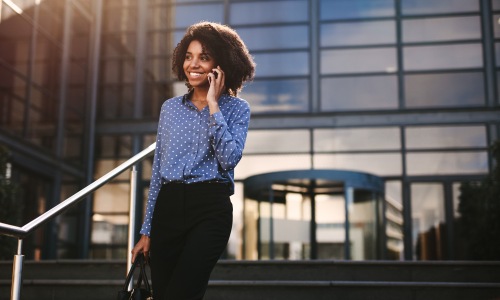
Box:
[200,54,210,61]
[185,54,192,60]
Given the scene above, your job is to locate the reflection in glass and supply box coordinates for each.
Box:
[496,43,500,67]
[321,21,395,47]
[320,0,394,20]
[230,0,308,25]
[411,183,445,260]
[385,181,404,260]
[403,16,481,43]
[237,25,309,51]
[103,4,137,33]
[236,154,312,179]
[240,79,309,113]
[401,0,479,15]
[0,6,31,75]
[406,126,487,149]
[494,15,500,38]
[314,127,400,151]
[245,130,310,154]
[172,4,223,28]
[321,75,398,110]
[253,52,309,77]
[405,72,485,107]
[349,189,379,260]
[406,152,488,175]
[321,48,397,74]
[313,153,402,176]
[404,44,483,71]
[495,0,500,10]
[316,195,346,260]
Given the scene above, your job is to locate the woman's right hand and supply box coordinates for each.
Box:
[131,235,151,263]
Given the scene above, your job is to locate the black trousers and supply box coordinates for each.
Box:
[149,182,233,300]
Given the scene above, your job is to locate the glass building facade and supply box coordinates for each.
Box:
[0,0,499,261]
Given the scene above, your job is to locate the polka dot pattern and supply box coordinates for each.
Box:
[139,93,251,236]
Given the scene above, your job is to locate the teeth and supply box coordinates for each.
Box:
[190,72,203,77]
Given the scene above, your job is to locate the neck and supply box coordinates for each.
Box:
[191,87,208,102]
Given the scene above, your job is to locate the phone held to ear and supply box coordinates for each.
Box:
[208,70,218,84]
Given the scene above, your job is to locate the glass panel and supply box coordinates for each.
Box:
[38,3,63,41]
[236,154,312,179]
[494,15,500,38]
[452,182,463,219]
[172,3,224,28]
[103,4,137,33]
[254,52,309,77]
[148,5,171,30]
[321,20,396,47]
[316,194,346,260]
[401,0,479,15]
[385,181,404,260]
[405,72,485,108]
[0,5,31,75]
[313,153,402,176]
[93,183,130,213]
[244,197,259,259]
[230,0,308,25]
[494,0,500,10]
[240,79,309,113]
[496,43,500,67]
[404,44,483,71]
[321,75,398,110]
[349,189,378,260]
[237,25,309,51]
[245,130,310,154]
[0,68,26,137]
[33,34,61,89]
[406,126,487,149]
[321,48,397,74]
[411,183,445,260]
[314,127,400,151]
[403,16,481,43]
[406,152,488,175]
[147,32,171,56]
[320,0,395,20]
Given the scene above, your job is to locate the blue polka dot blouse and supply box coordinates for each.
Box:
[139,93,250,236]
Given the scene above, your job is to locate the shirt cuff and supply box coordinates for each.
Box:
[209,111,224,126]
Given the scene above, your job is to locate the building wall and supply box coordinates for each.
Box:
[0,0,499,260]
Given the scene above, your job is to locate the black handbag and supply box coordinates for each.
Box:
[117,254,153,300]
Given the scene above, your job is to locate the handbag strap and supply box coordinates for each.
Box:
[137,255,152,292]
[122,253,144,291]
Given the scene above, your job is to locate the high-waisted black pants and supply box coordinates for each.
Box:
[149,182,233,300]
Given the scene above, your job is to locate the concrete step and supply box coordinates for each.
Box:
[1,260,500,300]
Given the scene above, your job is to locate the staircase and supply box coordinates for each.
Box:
[1,260,500,300]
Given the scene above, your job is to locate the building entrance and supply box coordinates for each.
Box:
[242,170,396,260]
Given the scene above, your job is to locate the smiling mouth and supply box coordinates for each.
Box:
[189,72,205,78]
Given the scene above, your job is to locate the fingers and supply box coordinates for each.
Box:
[131,235,151,263]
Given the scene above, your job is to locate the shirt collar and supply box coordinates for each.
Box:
[181,91,230,107]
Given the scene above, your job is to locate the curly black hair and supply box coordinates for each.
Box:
[172,22,255,97]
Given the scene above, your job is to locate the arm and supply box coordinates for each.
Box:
[208,101,250,171]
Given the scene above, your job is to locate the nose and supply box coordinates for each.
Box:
[189,57,199,68]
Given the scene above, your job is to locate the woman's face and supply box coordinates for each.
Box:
[183,40,217,89]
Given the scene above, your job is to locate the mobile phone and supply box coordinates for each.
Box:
[212,70,218,79]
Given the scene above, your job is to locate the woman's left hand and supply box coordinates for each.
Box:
[207,66,225,113]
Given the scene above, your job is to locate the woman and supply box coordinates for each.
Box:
[131,21,255,300]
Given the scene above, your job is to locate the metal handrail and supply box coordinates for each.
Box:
[0,142,156,300]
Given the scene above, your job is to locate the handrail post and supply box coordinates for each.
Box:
[11,239,24,300]
[127,165,138,291]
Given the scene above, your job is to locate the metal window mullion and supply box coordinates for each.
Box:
[480,0,497,106]
[310,0,319,113]
[56,0,73,158]
[22,3,40,139]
